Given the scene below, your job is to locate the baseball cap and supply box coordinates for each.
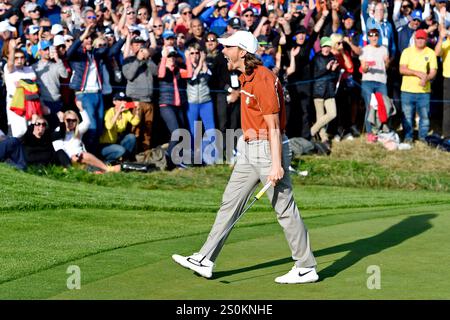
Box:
[242,7,254,16]
[64,34,74,41]
[343,12,355,20]
[39,40,52,51]
[113,91,131,101]
[228,17,243,30]
[162,30,176,39]
[131,36,146,43]
[436,0,446,3]
[0,20,16,33]
[294,25,307,35]
[411,10,422,21]
[320,36,332,47]
[51,24,64,35]
[26,25,40,35]
[53,35,65,47]
[218,30,258,54]
[25,3,39,12]
[415,29,428,39]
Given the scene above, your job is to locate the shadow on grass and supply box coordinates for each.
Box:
[213,213,437,281]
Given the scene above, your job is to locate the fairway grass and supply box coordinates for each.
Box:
[1,162,449,300]
[1,203,449,300]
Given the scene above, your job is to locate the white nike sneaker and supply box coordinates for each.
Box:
[275,265,319,284]
[172,253,214,278]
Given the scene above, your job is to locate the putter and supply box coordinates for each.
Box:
[194,181,273,266]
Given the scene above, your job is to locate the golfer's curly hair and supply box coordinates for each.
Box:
[244,53,263,75]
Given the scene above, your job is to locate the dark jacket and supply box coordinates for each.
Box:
[312,53,339,99]
[66,37,125,92]
[206,51,231,92]
[158,67,188,107]
[22,122,68,165]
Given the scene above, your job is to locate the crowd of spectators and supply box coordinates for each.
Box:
[1,0,449,171]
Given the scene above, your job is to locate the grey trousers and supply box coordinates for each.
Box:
[199,135,317,268]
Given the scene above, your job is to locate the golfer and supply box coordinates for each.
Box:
[173,31,318,284]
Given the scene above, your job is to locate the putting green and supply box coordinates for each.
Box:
[2,204,448,300]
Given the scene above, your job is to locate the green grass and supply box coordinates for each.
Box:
[1,158,450,299]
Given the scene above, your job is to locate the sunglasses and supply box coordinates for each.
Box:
[62,10,71,14]
[337,42,343,45]
[31,9,40,13]
[137,12,147,15]
[244,14,254,17]
[368,33,379,37]
[66,119,78,123]
[86,15,97,19]
[97,43,107,47]
[190,51,200,55]
[153,24,163,28]
[206,38,217,42]
[224,45,236,49]
[34,122,47,127]
[127,11,136,15]
[182,11,192,15]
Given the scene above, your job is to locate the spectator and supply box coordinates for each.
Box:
[186,18,206,49]
[359,28,389,141]
[66,24,125,154]
[122,46,159,152]
[199,0,230,36]
[186,43,217,165]
[4,38,37,138]
[310,36,339,146]
[54,102,121,172]
[435,14,450,138]
[32,40,68,131]
[158,47,193,167]
[22,114,71,167]
[42,0,62,25]
[397,10,423,54]
[285,10,329,140]
[99,92,141,162]
[399,29,437,143]
[205,31,237,152]
[0,131,27,170]
[329,32,354,141]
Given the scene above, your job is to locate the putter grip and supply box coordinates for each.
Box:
[255,182,272,200]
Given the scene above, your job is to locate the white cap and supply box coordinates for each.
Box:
[155,0,164,6]
[217,30,258,54]
[25,2,39,12]
[51,24,64,35]
[53,35,65,47]
[0,20,16,33]
[27,24,40,35]
[63,34,74,41]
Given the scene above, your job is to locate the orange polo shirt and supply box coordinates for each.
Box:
[239,65,286,141]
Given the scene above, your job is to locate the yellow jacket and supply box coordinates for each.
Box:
[99,108,140,144]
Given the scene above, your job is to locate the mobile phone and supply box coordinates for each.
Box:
[125,102,135,109]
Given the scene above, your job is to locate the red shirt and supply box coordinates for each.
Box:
[239,65,286,141]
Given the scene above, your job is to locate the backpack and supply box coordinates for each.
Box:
[135,145,168,170]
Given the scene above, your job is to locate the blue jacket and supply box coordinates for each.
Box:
[66,37,125,92]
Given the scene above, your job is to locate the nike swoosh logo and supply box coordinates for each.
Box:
[298,270,313,277]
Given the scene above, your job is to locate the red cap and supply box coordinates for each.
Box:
[415,29,428,39]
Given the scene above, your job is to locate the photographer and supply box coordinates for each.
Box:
[122,47,158,152]
[310,36,339,146]
[32,40,68,131]
[99,92,141,162]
